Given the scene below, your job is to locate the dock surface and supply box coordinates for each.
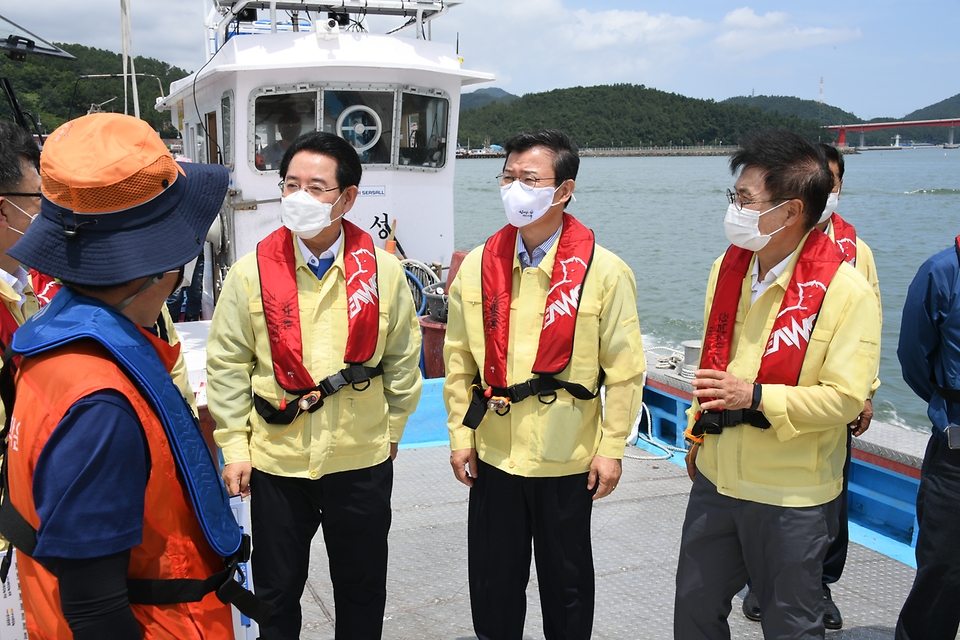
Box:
[295,446,921,639]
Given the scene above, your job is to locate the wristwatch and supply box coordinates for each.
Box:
[750,383,762,411]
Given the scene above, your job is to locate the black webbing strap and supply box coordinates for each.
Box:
[935,383,960,404]
[125,534,274,624]
[462,370,605,430]
[691,408,771,437]
[255,363,384,425]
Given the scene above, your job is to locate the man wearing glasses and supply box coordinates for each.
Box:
[444,129,645,639]
[674,130,880,640]
[0,122,41,345]
[206,132,422,639]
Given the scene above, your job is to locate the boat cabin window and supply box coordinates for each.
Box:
[321,89,394,165]
[220,93,233,168]
[399,91,448,168]
[254,93,318,171]
[250,85,449,172]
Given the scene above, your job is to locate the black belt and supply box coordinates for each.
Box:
[255,363,384,425]
[462,371,604,430]
[935,383,960,404]
[692,408,771,436]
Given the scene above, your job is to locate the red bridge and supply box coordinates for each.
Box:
[826,118,960,147]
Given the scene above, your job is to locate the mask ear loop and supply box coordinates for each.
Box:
[114,273,165,311]
[550,179,575,208]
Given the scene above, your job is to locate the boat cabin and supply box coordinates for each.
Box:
[156,0,492,315]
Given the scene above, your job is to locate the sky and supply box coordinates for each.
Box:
[5,1,959,120]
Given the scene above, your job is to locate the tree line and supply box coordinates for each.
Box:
[457,84,826,149]
[0,43,190,137]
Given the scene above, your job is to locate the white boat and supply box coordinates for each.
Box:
[155,0,492,316]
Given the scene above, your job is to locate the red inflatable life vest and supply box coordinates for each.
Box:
[256,220,379,392]
[481,212,595,387]
[830,212,857,266]
[701,230,844,386]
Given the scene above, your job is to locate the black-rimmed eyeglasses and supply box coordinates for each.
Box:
[726,188,791,212]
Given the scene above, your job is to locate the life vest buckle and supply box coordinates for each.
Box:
[487,396,510,414]
[298,391,323,411]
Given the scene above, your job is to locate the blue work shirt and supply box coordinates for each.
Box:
[898,241,960,437]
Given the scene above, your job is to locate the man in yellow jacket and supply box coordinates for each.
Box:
[674,130,880,640]
[206,132,422,640]
[740,143,883,629]
[0,122,41,349]
[444,129,645,640]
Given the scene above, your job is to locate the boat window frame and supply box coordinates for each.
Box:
[247,83,450,174]
[397,85,451,172]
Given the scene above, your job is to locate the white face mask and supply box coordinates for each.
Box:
[280,189,344,239]
[4,198,36,237]
[818,191,840,224]
[723,200,788,252]
[500,180,564,228]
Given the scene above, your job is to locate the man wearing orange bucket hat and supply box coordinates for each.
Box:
[0,113,271,639]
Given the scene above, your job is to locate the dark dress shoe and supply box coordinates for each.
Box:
[823,584,843,630]
[742,588,761,622]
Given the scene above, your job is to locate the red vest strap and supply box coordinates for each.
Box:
[0,305,18,350]
[480,213,595,388]
[830,212,857,266]
[701,231,844,386]
[257,221,379,393]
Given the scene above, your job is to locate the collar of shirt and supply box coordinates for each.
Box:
[296,230,342,270]
[517,225,562,270]
[0,265,29,307]
[750,252,792,305]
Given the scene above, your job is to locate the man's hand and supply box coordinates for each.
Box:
[691,369,753,412]
[222,461,252,497]
[587,455,622,501]
[450,448,478,487]
[390,442,399,460]
[685,443,699,482]
[849,398,874,436]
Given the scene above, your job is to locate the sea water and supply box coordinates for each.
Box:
[453,150,960,431]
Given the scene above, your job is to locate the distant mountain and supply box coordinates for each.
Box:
[460,87,518,111]
[903,92,960,121]
[458,83,824,148]
[721,95,862,126]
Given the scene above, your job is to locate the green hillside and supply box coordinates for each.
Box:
[0,43,190,136]
[458,84,824,148]
[722,92,960,146]
[721,95,862,126]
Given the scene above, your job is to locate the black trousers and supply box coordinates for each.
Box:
[822,427,852,584]
[896,435,960,640]
[468,459,596,640]
[250,460,393,640]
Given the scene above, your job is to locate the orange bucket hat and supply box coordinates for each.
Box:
[9,113,228,286]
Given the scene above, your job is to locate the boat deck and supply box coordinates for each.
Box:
[294,445,919,639]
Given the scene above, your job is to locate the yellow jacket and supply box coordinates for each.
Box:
[690,232,881,507]
[828,221,882,396]
[444,234,646,477]
[206,232,422,479]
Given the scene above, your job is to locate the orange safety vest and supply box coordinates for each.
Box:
[7,342,233,639]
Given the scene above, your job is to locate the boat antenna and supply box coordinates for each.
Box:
[119,0,140,118]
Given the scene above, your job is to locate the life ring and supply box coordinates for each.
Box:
[336,105,382,153]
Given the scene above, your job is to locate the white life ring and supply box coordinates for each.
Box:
[336,105,383,153]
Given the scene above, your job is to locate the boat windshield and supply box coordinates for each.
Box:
[252,85,449,171]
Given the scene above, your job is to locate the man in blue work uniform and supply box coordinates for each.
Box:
[895,236,960,640]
